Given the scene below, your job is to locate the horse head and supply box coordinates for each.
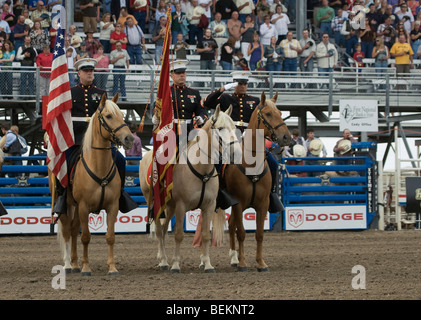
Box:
[257,92,290,147]
[96,93,134,150]
[208,104,242,165]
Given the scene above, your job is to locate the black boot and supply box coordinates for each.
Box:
[216,189,238,210]
[119,190,138,213]
[269,192,284,213]
[0,201,8,216]
[53,187,68,215]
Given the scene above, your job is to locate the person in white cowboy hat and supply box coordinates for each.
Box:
[305,128,327,176]
[52,57,138,216]
[333,128,357,164]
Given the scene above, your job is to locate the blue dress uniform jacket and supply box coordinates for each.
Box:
[171,84,206,132]
[204,89,260,129]
[71,84,107,145]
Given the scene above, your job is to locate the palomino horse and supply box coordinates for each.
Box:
[57,93,134,276]
[139,105,241,273]
[224,92,290,271]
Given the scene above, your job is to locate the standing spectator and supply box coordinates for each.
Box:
[390,33,414,75]
[377,15,396,49]
[110,22,128,51]
[35,44,52,97]
[285,128,306,158]
[16,35,37,98]
[117,6,138,27]
[215,0,238,23]
[125,123,143,165]
[130,0,149,33]
[270,0,288,15]
[240,14,256,59]
[174,32,189,60]
[0,15,11,38]
[411,20,421,57]
[65,46,77,87]
[196,27,218,71]
[99,13,115,54]
[79,0,100,33]
[299,28,316,73]
[227,10,242,46]
[220,36,236,70]
[264,35,283,74]
[199,0,212,22]
[28,0,40,12]
[22,9,34,29]
[31,1,51,33]
[125,16,146,65]
[280,31,301,74]
[236,0,255,23]
[209,12,229,55]
[248,31,264,70]
[111,0,130,21]
[352,42,365,71]
[93,44,110,90]
[186,0,203,45]
[394,2,414,34]
[13,0,28,17]
[12,15,29,50]
[333,128,357,162]
[367,3,382,32]
[0,40,15,100]
[76,41,89,60]
[331,8,346,48]
[85,30,101,57]
[259,14,278,50]
[29,20,49,53]
[372,36,390,74]
[180,0,192,17]
[271,4,290,44]
[305,129,327,157]
[171,3,186,44]
[256,0,271,26]
[315,33,338,78]
[2,124,22,176]
[110,40,130,101]
[408,0,419,16]
[152,15,166,63]
[316,0,335,38]
[154,0,168,32]
[341,11,358,57]
[1,3,16,31]
[360,18,376,58]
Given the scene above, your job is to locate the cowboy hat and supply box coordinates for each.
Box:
[71,34,82,48]
[293,144,306,158]
[134,0,147,8]
[309,139,323,156]
[193,6,205,17]
[338,139,352,154]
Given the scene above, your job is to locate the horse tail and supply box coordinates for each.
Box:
[212,208,226,247]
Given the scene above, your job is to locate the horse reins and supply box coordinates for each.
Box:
[257,106,287,143]
[97,104,129,146]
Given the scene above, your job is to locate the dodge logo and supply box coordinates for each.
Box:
[288,209,304,228]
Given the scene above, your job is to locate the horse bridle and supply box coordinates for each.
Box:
[96,104,128,147]
[257,105,287,142]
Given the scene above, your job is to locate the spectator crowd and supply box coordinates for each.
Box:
[0,0,420,100]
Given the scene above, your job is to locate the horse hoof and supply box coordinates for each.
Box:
[64,268,72,274]
[72,268,81,274]
[231,263,238,268]
[205,268,216,273]
[108,272,119,276]
[257,267,269,272]
[199,264,205,269]
[81,272,91,276]
[159,265,169,271]
[170,269,181,274]
[237,266,248,272]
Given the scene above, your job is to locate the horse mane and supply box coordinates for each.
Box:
[82,99,122,154]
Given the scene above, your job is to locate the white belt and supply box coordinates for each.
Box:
[234,121,248,127]
[174,119,192,124]
[72,117,91,122]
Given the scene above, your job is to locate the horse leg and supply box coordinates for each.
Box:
[69,206,81,273]
[199,206,216,273]
[78,204,92,276]
[171,204,185,273]
[255,204,269,272]
[228,207,239,268]
[106,207,119,275]
[156,213,171,271]
[57,215,72,273]
[233,204,247,271]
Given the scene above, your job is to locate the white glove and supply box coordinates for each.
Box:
[193,116,204,125]
[223,82,238,91]
[152,114,160,125]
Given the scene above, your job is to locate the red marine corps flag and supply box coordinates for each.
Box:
[45,14,74,188]
[152,8,176,220]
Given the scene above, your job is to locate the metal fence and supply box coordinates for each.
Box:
[3,65,421,112]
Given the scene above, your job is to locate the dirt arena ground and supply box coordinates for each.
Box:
[1,229,420,303]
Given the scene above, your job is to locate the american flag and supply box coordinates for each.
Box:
[45,18,74,187]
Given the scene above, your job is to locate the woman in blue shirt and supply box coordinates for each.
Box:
[0,40,15,100]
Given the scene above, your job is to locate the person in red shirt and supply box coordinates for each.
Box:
[110,22,128,51]
[353,42,365,72]
[36,44,52,96]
